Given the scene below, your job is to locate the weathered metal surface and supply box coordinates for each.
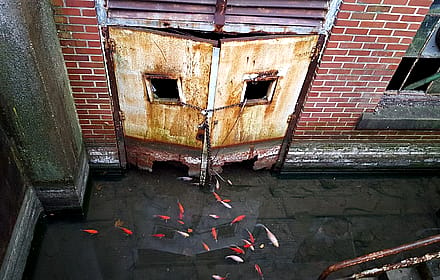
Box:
[109,27,213,148]
[214,0,227,29]
[274,34,325,172]
[103,27,127,168]
[351,251,440,279]
[109,28,318,173]
[106,0,328,34]
[211,35,318,147]
[318,234,440,280]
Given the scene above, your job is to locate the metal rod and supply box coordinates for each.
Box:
[199,47,220,189]
[404,71,440,90]
[350,251,440,279]
[317,234,440,280]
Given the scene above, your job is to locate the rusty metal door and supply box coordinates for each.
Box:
[108,27,318,174]
[210,36,319,147]
[109,27,214,149]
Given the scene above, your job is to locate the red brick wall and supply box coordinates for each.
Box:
[51,0,117,149]
[294,0,440,143]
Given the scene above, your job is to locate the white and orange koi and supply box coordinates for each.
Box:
[215,178,220,190]
[176,230,190,238]
[246,228,255,244]
[230,215,246,225]
[255,264,264,279]
[209,214,220,219]
[211,274,229,280]
[202,241,210,251]
[213,192,222,201]
[255,224,279,248]
[211,227,218,242]
[219,200,232,209]
[225,255,244,263]
[242,239,255,251]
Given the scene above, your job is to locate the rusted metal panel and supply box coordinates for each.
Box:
[109,27,214,148]
[106,0,329,34]
[274,34,325,172]
[210,35,319,147]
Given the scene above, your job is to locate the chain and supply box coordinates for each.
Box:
[179,101,244,114]
[180,100,244,188]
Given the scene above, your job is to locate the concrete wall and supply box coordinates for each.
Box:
[0,0,91,277]
[0,0,89,212]
[0,126,27,267]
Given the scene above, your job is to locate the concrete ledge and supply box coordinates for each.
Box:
[0,187,43,280]
[87,145,121,169]
[283,143,440,172]
[34,147,89,213]
[357,95,440,130]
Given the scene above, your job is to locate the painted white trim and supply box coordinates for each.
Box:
[322,0,344,34]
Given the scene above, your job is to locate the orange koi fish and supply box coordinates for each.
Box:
[229,246,245,254]
[177,201,184,219]
[222,199,231,203]
[177,220,185,225]
[213,192,222,201]
[255,264,264,279]
[202,241,210,251]
[209,214,220,219]
[81,229,98,234]
[118,226,133,235]
[154,215,171,222]
[151,233,165,238]
[230,215,246,225]
[187,228,193,233]
[211,227,218,242]
[246,228,255,244]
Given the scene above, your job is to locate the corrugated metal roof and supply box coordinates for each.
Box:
[107,0,329,34]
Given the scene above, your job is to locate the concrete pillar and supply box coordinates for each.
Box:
[0,0,89,213]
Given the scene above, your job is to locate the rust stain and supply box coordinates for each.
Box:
[109,26,319,171]
[211,35,318,147]
[109,27,213,148]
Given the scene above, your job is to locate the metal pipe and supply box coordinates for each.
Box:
[350,251,440,279]
[318,234,440,280]
[199,47,220,189]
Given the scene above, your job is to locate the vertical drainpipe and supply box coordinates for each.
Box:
[200,47,221,189]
